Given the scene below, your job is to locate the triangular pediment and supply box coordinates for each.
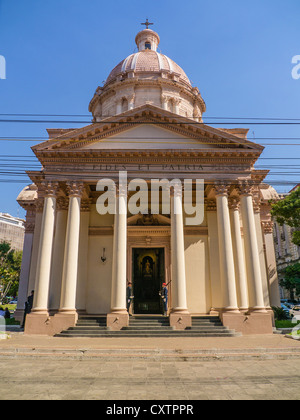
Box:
[81,124,219,150]
[32,104,263,154]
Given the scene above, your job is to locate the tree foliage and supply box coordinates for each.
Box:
[280,262,300,300]
[0,241,22,299]
[271,186,300,245]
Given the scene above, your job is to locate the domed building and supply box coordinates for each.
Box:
[15,24,280,336]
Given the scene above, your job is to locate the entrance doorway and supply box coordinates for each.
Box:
[132,248,165,314]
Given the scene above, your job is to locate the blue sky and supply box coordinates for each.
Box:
[0,0,299,218]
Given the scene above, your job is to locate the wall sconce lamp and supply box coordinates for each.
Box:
[101,248,107,264]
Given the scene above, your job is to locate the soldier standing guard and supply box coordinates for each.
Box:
[126,282,134,315]
[162,283,168,316]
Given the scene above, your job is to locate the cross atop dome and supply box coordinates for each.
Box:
[136,21,160,52]
[141,18,154,29]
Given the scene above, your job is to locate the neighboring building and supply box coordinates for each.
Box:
[15,25,281,336]
[272,186,300,299]
[0,212,25,251]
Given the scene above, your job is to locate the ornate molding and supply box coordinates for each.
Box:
[81,198,92,212]
[205,199,217,211]
[89,226,113,236]
[56,196,69,211]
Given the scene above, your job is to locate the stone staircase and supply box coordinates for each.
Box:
[56,315,240,337]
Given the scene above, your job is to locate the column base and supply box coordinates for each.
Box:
[24,310,78,336]
[24,311,52,335]
[107,311,129,331]
[13,309,25,323]
[221,309,273,335]
[52,311,78,334]
[169,310,191,330]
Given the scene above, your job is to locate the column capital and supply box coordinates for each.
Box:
[228,197,240,211]
[24,221,35,234]
[41,181,59,197]
[214,182,229,197]
[126,93,135,104]
[252,187,261,213]
[237,181,254,196]
[35,197,44,213]
[161,94,169,104]
[261,220,274,234]
[169,182,183,198]
[66,181,85,198]
[173,97,182,105]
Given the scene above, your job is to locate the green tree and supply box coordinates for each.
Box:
[0,241,22,300]
[271,186,300,245]
[280,262,300,300]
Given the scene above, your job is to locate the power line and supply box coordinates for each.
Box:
[2,119,300,125]
[3,136,300,141]
[1,113,300,121]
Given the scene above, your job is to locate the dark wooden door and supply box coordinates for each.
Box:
[132,248,165,314]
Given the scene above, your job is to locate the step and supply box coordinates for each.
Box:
[57,332,238,338]
[59,328,236,335]
[122,326,175,331]
[55,314,240,338]
[68,326,111,331]
[128,323,170,326]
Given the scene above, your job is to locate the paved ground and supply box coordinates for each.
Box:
[1,355,299,400]
[0,332,299,400]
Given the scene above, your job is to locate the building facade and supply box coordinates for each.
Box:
[272,187,300,299]
[0,212,25,251]
[15,27,281,335]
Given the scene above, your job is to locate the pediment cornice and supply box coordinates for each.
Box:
[32,105,263,159]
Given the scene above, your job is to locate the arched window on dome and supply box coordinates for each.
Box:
[167,99,174,113]
[145,42,151,50]
[122,97,128,113]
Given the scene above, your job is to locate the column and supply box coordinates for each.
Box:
[76,198,91,312]
[48,196,68,310]
[14,204,35,322]
[283,224,291,256]
[261,221,281,307]
[116,99,122,114]
[238,182,266,311]
[215,183,239,312]
[173,98,181,114]
[169,184,191,329]
[107,186,128,329]
[161,94,169,110]
[206,200,220,312]
[127,93,135,110]
[59,182,84,313]
[27,198,43,293]
[253,190,270,308]
[229,198,249,310]
[31,182,58,313]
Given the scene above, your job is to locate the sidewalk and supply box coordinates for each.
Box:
[0,331,299,360]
